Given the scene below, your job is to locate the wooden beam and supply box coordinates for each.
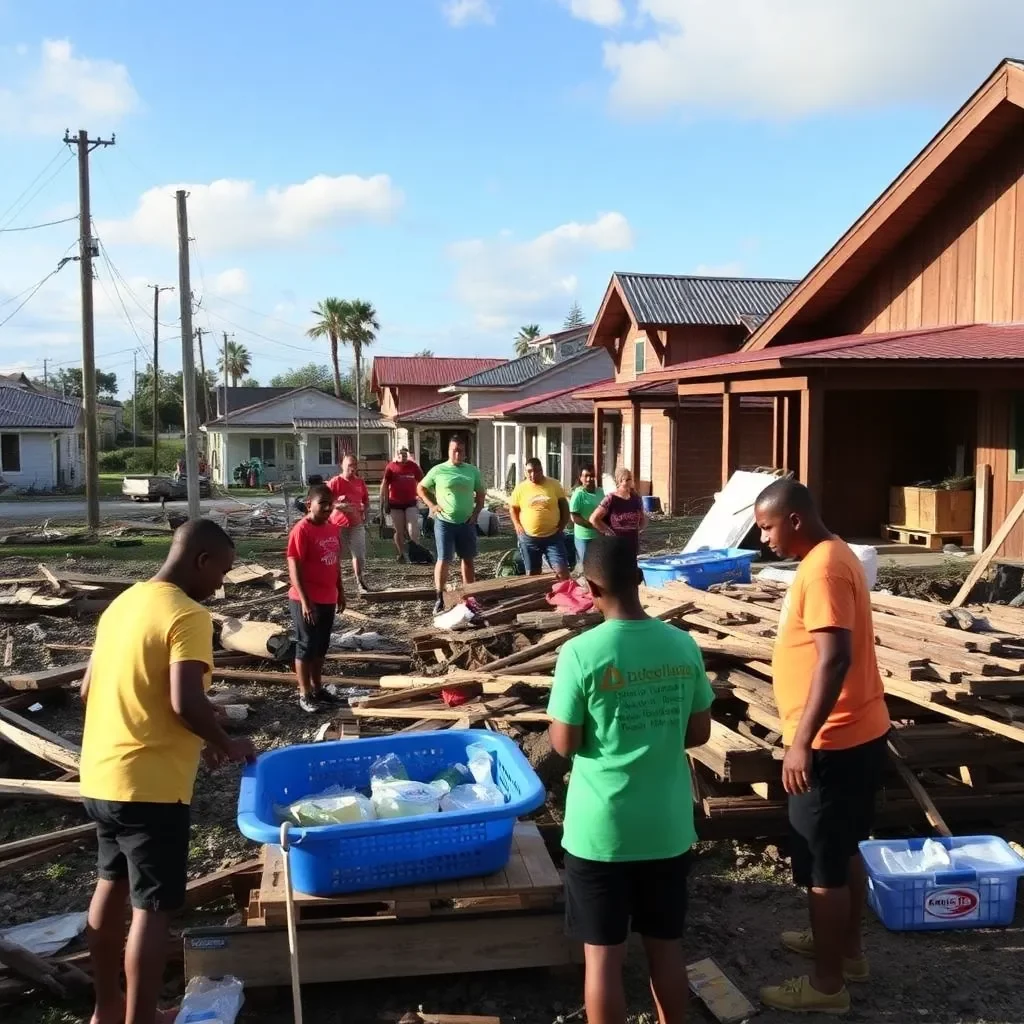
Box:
[1,662,89,692]
[678,381,725,396]
[729,376,809,394]
[771,397,783,468]
[593,404,602,480]
[798,388,823,503]
[630,401,641,475]
[887,738,952,836]
[951,489,1024,607]
[974,462,991,555]
[721,391,740,489]
[781,393,793,472]
[0,709,81,772]
[0,822,94,862]
[0,778,82,800]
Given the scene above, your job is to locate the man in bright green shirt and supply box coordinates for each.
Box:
[548,534,713,1024]
[417,437,486,614]
[568,464,604,569]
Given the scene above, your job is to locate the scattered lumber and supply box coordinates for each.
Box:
[1,662,89,692]
[0,823,94,863]
[0,778,82,801]
[951,490,1024,607]
[363,585,438,603]
[0,935,91,998]
[185,857,264,911]
[212,666,380,689]
[0,708,81,772]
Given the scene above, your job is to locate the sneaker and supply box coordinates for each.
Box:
[432,595,445,615]
[298,695,319,714]
[357,578,371,595]
[781,929,870,982]
[760,975,850,1015]
[313,686,340,705]
[395,554,406,563]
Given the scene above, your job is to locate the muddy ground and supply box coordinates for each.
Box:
[3,529,1023,1024]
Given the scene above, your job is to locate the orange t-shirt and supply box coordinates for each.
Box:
[771,538,890,750]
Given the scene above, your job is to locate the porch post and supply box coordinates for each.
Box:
[772,397,783,469]
[298,432,309,485]
[630,401,641,475]
[799,388,824,502]
[514,423,523,485]
[594,405,603,478]
[560,422,570,490]
[781,394,794,472]
[492,422,499,487]
[721,389,740,488]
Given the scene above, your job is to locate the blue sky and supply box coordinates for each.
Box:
[0,0,1020,397]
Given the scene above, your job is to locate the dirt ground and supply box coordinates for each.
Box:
[3,528,1024,1024]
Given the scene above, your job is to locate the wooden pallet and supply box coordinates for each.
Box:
[883,523,972,551]
[248,821,561,927]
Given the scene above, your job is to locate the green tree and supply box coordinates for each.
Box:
[52,367,119,399]
[307,297,348,399]
[339,298,380,457]
[514,323,541,357]
[413,348,435,357]
[124,365,183,433]
[270,363,335,390]
[216,341,252,386]
[563,301,586,330]
[239,376,260,387]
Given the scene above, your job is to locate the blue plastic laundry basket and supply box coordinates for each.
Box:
[639,548,757,590]
[859,836,1024,931]
[237,730,545,896]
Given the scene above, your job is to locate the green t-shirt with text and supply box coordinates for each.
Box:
[547,617,714,862]
[569,485,605,541]
[421,460,483,524]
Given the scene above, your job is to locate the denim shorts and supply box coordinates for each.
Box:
[519,532,569,574]
[574,536,591,568]
[434,517,477,562]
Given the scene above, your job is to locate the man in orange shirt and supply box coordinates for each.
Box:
[754,479,890,1016]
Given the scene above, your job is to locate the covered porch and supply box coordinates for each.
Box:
[387,398,478,474]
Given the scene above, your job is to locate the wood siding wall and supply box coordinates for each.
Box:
[830,133,1024,335]
[977,391,1024,559]
[614,325,746,383]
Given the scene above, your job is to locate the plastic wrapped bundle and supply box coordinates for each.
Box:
[440,783,507,812]
[371,778,444,819]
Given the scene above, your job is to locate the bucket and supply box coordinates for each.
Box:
[642,496,661,514]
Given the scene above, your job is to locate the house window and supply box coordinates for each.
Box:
[0,433,20,473]
[284,441,296,462]
[248,437,276,467]
[1012,394,1024,478]
[570,427,594,482]
[634,338,646,374]
[318,436,334,466]
[546,426,562,481]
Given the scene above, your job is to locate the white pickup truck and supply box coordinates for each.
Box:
[121,475,211,501]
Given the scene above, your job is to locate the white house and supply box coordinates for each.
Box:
[0,385,85,491]
[201,386,392,487]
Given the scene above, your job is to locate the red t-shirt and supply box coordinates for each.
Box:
[383,460,423,506]
[286,518,341,604]
[327,474,369,527]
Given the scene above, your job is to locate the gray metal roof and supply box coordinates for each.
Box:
[615,273,798,327]
[293,417,389,431]
[216,386,297,416]
[453,354,547,388]
[392,398,473,424]
[0,385,81,429]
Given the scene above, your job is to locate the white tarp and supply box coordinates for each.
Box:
[683,470,780,554]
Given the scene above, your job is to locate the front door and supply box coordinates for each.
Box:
[281,439,298,481]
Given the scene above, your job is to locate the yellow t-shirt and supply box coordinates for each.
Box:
[510,477,566,537]
[80,581,214,805]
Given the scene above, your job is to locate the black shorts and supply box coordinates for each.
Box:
[84,798,190,912]
[290,599,335,661]
[788,731,889,889]
[564,850,692,946]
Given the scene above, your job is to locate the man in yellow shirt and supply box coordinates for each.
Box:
[80,519,256,1024]
[510,457,570,580]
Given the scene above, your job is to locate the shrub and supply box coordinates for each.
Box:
[98,445,185,475]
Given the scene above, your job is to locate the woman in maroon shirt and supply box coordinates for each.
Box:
[589,467,648,559]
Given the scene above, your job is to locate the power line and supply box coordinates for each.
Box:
[0,263,70,330]
[0,147,69,229]
[0,214,79,234]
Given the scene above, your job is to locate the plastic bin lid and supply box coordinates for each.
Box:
[638,548,757,568]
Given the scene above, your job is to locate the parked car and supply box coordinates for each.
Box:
[122,475,211,501]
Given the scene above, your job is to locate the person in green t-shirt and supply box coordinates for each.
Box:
[417,436,486,614]
[568,464,604,569]
[547,534,714,1024]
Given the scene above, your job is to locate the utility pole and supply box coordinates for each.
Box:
[148,284,174,475]
[43,358,48,392]
[195,327,212,424]
[176,190,201,520]
[65,128,114,532]
[222,331,232,487]
[132,352,137,449]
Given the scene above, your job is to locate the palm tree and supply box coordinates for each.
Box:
[514,324,541,357]
[217,341,252,386]
[339,298,380,458]
[307,298,348,399]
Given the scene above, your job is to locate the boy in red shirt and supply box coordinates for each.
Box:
[286,484,346,713]
[380,446,423,562]
[327,454,371,593]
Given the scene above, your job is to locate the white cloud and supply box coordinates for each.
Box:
[694,261,744,277]
[449,211,633,329]
[574,0,1024,119]
[0,39,139,135]
[212,268,249,296]
[98,173,403,250]
[561,0,625,26]
[442,0,496,27]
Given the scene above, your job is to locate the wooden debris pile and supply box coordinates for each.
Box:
[0,567,133,620]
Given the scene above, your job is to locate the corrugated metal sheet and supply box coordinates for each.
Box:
[454,354,547,388]
[0,386,80,429]
[393,398,474,423]
[480,382,611,418]
[616,273,798,327]
[371,356,506,388]
[293,417,389,430]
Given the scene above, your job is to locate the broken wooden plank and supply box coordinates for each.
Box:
[0,935,90,998]
[212,666,380,689]
[362,585,438,603]
[0,778,82,800]
[0,822,94,862]
[1,662,89,692]
[951,491,1024,607]
[0,708,81,772]
[185,857,264,910]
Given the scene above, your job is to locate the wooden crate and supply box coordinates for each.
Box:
[248,821,560,926]
[883,524,972,551]
[889,486,973,534]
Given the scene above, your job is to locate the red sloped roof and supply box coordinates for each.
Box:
[478,380,612,418]
[371,356,507,389]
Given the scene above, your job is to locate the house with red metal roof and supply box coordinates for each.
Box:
[584,59,1024,556]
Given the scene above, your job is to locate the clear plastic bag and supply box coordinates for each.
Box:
[879,838,952,874]
[440,782,507,812]
[431,762,472,795]
[278,785,376,826]
[466,742,495,785]
[369,751,409,784]
[174,974,244,1024]
[370,778,444,819]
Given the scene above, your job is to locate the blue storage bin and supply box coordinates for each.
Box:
[859,835,1024,931]
[237,730,545,896]
[638,548,757,590]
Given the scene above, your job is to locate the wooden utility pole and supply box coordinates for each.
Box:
[148,283,173,474]
[132,352,137,448]
[222,331,232,486]
[176,190,201,520]
[195,327,212,424]
[64,129,114,532]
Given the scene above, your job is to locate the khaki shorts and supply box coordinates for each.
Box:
[339,524,367,562]
[390,505,421,543]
